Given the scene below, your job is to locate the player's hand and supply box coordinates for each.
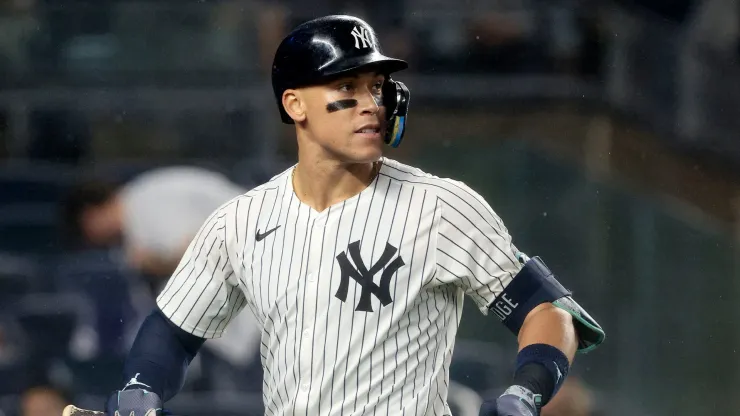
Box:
[479,385,541,416]
[105,388,163,416]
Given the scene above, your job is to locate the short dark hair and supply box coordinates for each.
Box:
[60,180,117,246]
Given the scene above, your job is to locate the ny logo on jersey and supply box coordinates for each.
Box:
[335,241,405,312]
[351,25,372,49]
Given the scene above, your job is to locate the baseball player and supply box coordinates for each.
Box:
[89,15,605,416]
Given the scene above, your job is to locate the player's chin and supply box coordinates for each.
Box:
[346,136,383,159]
[352,143,384,162]
[339,148,383,166]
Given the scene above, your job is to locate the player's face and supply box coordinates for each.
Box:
[81,203,122,246]
[301,71,387,163]
[21,388,66,416]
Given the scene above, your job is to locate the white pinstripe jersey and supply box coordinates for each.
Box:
[157,157,525,416]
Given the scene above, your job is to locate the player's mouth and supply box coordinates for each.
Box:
[355,123,381,140]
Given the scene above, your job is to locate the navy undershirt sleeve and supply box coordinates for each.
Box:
[121,308,206,401]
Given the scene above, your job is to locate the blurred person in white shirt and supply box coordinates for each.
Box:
[61,166,262,372]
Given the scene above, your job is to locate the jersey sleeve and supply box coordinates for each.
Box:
[156,203,246,339]
[434,180,525,315]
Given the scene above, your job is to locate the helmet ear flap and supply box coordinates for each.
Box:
[382,78,410,148]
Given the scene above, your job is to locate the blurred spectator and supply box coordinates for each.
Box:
[19,384,70,416]
[541,376,596,416]
[61,166,247,282]
[60,166,263,374]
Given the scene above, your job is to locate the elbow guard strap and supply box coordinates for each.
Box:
[488,256,606,353]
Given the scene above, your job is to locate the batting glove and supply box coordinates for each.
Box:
[105,388,164,416]
[479,385,542,416]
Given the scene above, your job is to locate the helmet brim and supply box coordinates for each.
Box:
[321,54,408,78]
[286,54,408,90]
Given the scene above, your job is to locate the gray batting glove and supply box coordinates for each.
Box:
[105,389,163,416]
[479,385,542,416]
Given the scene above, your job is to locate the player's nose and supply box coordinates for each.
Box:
[358,89,381,116]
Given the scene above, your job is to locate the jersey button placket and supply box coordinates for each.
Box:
[300,319,313,394]
[314,212,327,229]
[300,217,323,398]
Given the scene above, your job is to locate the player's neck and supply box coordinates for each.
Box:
[292,156,379,213]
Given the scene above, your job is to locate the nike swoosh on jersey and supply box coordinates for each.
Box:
[256,225,281,241]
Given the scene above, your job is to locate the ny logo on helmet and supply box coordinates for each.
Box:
[351,25,372,49]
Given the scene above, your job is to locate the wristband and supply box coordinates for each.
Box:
[513,343,570,406]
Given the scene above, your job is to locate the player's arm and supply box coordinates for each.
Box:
[433,184,604,415]
[482,254,605,416]
[105,203,246,416]
[494,303,578,414]
[518,303,578,363]
[100,308,205,415]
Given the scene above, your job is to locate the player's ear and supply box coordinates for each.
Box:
[282,89,306,123]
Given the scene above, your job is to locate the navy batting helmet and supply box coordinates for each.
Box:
[271,15,410,148]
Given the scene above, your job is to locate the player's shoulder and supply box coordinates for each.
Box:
[381,157,487,204]
[244,166,291,197]
[214,166,292,215]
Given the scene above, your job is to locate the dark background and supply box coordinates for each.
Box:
[1,0,739,415]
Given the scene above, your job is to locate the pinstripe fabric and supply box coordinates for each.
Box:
[156,157,524,415]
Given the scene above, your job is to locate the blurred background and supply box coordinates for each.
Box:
[1,0,739,415]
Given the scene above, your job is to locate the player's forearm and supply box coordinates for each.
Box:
[517,303,578,362]
[502,303,578,410]
[121,308,206,401]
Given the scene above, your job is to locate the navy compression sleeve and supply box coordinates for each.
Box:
[121,308,206,401]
